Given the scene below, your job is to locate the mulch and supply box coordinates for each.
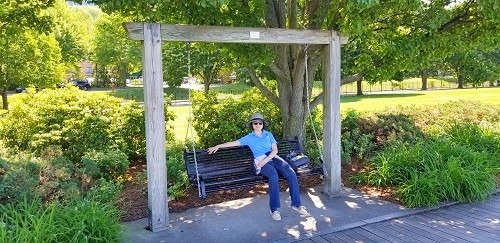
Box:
[117,160,399,222]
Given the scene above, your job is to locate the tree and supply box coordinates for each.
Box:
[92,13,141,87]
[81,0,500,141]
[50,0,99,78]
[0,0,62,109]
[447,50,500,88]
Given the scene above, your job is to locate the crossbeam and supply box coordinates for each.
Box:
[124,23,348,45]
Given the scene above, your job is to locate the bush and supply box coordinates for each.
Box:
[0,86,175,161]
[359,134,497,207]
[81,150,130,181]
[192,89,281,148]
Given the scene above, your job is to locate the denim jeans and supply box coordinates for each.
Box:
[260,156,301,212]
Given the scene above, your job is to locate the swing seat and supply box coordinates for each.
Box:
[184,139,323,198]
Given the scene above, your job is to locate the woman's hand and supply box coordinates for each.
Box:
[207,145,220,154]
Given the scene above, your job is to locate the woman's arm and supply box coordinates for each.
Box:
[207,140,241,154]
[256,143,278,168]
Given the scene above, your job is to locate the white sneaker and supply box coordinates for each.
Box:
[291,205,308,215]
[271,210,281,221]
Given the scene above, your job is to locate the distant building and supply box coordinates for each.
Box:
[67,1,95,6]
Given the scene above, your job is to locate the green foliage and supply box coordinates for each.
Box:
[0,197,122,242]
[92,13,141,86]
[340,110,377,163]
[0,197,58,242]
[0,86,174,160]
[81,150,129,181]
[359,131,497,207]
[192,88,280,147]
[84,178,123,204]
[0,159,39,203]
[166,142,190,198]
[375,113,425,145]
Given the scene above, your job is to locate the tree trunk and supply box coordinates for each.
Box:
[457,74,464,89]
[356,79,363,96]
[1,89,8,110]
[203,72,210,94]
[421,69,428,90]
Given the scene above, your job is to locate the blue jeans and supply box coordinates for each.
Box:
[260,156,301,212]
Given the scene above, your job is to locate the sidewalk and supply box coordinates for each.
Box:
[123,186,432,243]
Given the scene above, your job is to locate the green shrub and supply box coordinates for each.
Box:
[85,178,123,205]
[0,159,39,203]
[192,89,280,148]
[341,110,377,163]
[375,113,424,145]
[360,136,497,207]
[81,150,130,181]
[0,86,175,160]
[166,142,190,198]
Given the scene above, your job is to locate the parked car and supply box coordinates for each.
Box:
[72,80,91,90]
[15,87,26,93]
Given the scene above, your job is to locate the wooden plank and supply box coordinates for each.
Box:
[401,216,467,242]
[143,23,168,232]
[124,22,341,44]
[445,205,500,228]
[432,211,500,242]
[414,214,482,242]
[373,221,433,243]
[295,239,316,243]
[319,233,346,242]
[361,224,406,243]
[389,218,450,242]
[351,227,393,243]
[308,235,332,243]
[330,230,368,242]
[348,228,384,243]
[322,31,342,196]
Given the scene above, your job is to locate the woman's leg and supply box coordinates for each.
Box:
[272,157,301,207]
[260,163,280,211]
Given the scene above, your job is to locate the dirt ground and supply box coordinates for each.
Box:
[117,161,399,222]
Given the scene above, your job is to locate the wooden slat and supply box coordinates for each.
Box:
[360,225,405,243]
[351,227,396,243]
[413,214,482,242]
[426,211,500,242]
[401,216,466,242]
[124,22,337,44]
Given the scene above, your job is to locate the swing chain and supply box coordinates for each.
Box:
[303,45,324,163]
[185,41,203,198]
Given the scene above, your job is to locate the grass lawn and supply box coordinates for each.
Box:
[170,87,500,141]
[340,87,500,112]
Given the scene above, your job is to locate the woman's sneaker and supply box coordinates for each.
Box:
[291,205,308,215]
[271,210,281,221]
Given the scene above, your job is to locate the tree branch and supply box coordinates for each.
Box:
[309,74,363,109]
[246,66,280,107]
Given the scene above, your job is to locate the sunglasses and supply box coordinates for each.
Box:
[252,122,263,125]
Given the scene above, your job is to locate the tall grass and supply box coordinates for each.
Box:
[361,123,499,207]
[0,197,122,242]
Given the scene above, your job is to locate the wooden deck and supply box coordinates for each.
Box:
[297,194,500,243]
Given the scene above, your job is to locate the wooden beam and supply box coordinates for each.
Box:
[124,22,340,44]
[322,31,342,196]
[143,23,168,232]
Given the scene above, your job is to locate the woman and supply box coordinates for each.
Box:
[207,113,308,221]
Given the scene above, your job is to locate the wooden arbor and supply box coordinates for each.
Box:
[123,23,346,232]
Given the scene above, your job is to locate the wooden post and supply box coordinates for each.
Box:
[143,23,168,232]
[322,31,342,196]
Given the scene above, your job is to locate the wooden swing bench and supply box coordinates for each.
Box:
[184,139,324,198]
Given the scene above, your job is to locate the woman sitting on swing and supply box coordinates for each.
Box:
[207,113,308,221]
